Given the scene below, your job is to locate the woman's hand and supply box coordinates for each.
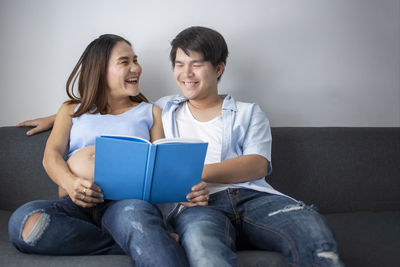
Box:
[64,176,104,208]
[17,115,56,136]
[181,181,209,207]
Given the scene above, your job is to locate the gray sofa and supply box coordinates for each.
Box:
[1,126,399,267]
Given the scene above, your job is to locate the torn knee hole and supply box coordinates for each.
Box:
[317,251,339,263]
[22,212,50,245]
[268,204,304,217]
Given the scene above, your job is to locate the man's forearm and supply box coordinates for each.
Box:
[201,155,268,184]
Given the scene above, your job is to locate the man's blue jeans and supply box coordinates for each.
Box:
[171,188,343,267]
[8,197,188,267]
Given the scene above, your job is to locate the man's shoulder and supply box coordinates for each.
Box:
[154,94,184,109]
[223,95,262,113]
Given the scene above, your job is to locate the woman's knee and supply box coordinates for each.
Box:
[8,201,52,248]
[21,212,46,241]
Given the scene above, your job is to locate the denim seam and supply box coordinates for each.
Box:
[225,216,233,250]
[226,189,240,223]
[242,217,299,265]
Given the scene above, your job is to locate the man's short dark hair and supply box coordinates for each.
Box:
[170,26,229,80]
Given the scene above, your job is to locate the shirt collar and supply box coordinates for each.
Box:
[169,94,237,112]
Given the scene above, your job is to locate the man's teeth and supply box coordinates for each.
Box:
[126,79,137,82]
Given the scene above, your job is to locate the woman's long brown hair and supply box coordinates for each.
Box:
[66,34,148,117]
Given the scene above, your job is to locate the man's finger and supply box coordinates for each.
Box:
[17,120,37,127]
[26,127,42,136]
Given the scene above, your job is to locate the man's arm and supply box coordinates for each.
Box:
[202,102,271,184]
[201,155,268,184]
[17,115,56,136]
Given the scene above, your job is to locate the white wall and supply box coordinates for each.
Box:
[1,0,399,127]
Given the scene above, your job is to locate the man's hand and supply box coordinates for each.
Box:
[17,115,56,136]
[181,181,209,207]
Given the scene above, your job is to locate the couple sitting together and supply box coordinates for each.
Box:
[9,26,343,267]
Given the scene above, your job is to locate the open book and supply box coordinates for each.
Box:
[94,135,208,203]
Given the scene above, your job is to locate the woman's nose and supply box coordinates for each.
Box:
[129,63,141,74]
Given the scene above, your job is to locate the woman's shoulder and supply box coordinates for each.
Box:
[58,102,79,116]
[152,104,162,117]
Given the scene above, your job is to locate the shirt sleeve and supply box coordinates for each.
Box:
[242,104,273,175]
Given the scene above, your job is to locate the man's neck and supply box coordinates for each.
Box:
[187,95,223,122]
[187,95,222,109]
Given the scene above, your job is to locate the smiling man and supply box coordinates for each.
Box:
[155,26,344,267]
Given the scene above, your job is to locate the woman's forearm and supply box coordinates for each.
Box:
[42,148,77,191]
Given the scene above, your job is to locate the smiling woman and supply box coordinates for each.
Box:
[65,36,148,118]
[8,34,208,267]
[105,42,142,108]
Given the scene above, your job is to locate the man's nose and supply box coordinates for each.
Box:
[184,65,194,76]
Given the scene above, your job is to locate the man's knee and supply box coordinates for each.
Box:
[313,246,343,266]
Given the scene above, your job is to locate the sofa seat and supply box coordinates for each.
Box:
[3,209,399,267]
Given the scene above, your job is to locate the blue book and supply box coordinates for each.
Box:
[94,135,208,203]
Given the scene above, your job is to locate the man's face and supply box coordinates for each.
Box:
[173,48,224,101]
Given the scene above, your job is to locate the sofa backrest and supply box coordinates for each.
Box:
[0,126,399,213]
[268,127,400,214]
[0,127,57,211]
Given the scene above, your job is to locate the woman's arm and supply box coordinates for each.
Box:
[17,114,56,136]
[42,104,103,208]
[149,105,165,142]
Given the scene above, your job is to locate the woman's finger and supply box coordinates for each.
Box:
[191,181,207,191]
[186,189,209,200]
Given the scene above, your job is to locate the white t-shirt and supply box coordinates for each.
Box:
[175,102,229,194]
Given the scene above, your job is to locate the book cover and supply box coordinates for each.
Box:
[94,135,208,203]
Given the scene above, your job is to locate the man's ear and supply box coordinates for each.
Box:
[216,62,225,79]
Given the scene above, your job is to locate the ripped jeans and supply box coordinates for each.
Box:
[8,197,188,267]
[171,188,343,267]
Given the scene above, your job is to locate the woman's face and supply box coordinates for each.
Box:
[106,41,142,99]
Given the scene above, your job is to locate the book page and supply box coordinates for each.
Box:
[153,138,204,145]
[100,134,150,144]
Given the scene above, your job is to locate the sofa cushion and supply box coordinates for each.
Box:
[3,210,400,266]
[326,211,400,267]
[0,127,58,211]
[1,210,286,267]
[269,127,400,214]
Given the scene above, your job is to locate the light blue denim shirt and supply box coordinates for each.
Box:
[155,94,286,197]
